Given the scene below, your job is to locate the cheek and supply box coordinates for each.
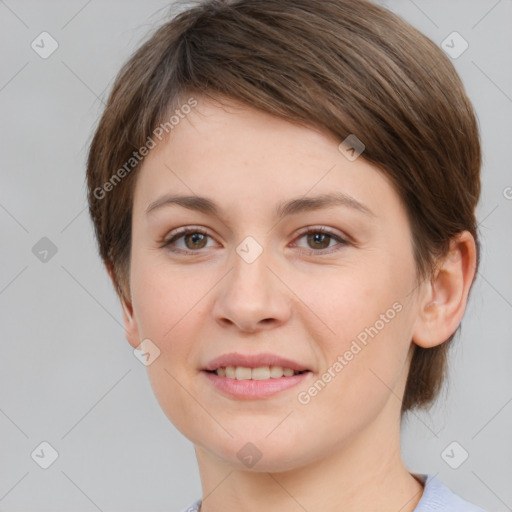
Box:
[291,262,413,398]
[130,259,210,435]
[290,262,402,345]
[130,246,202,340]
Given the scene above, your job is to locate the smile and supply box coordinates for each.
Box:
[209,365,307,379]
[202,368,312,399]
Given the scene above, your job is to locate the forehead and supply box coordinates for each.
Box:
[133,95,402,225]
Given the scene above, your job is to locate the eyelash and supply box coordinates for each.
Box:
[160,226,349,256]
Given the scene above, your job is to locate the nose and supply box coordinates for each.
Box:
[211,245,292,333]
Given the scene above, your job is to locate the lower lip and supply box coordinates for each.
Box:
[201,370,311,399]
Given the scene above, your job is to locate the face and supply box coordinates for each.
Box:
[123,95,423,472]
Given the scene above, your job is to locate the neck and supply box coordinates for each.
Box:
[194,407,424,512]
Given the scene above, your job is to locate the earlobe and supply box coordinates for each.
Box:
[119,296,142,350]
[105,262,141,350]
[412,231,477,349]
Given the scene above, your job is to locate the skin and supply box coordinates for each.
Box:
[112,95,477,512]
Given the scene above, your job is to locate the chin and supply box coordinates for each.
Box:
[203,433,319,473]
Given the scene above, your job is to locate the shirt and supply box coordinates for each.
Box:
[178,473,486,511]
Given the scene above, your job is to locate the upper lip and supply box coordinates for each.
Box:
[203,352,311,372]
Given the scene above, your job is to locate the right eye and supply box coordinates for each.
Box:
[162,227,218,254]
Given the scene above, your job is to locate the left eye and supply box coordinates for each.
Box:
[292,227,347,253]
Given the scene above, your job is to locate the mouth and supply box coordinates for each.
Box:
[201,352,313,399]
[201,365,312,399]
[204,366,310,379]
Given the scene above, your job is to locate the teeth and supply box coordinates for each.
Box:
[235,366,252,380]
[252,367,270,380]
[214,365,303,379]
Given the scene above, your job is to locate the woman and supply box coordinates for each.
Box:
[86,0,485,510]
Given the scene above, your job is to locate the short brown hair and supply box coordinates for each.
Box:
[86,0,481,416]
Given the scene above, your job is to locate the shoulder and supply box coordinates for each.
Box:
[177,498,201,512]
[413,473,486,512]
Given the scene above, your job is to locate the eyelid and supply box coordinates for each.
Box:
[294,225,344,238]
[164,225,211,240]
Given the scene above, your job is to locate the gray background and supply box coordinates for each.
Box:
[0,0,510,510]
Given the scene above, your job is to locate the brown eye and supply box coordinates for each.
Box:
[306,232,332,250]
[293,227,348,254]
[183,232,208,250]
[162,228,215,253]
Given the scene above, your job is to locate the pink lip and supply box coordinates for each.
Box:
[202,370,311,399]
[202,352,310,372]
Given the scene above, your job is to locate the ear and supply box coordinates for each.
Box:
[412,231,477,348]
[105,262,141,350]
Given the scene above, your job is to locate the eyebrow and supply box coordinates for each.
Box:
[145,191,376,219]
